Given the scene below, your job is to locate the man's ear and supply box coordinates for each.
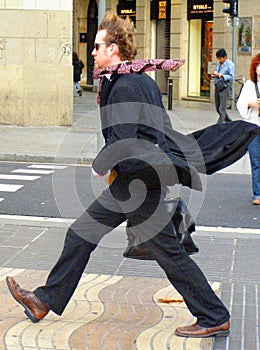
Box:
[109,43,119,56]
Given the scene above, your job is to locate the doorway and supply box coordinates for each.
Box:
[188,19,213,98]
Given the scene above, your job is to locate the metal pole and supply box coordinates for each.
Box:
[231,16,237,111]
[168,78,173,110]
[97,1,106,152]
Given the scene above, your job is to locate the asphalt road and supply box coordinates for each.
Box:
[0,161,259,228]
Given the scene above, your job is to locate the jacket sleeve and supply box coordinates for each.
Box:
[237,80,255,119]
[92,84,139,175]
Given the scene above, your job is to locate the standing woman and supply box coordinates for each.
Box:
[73,51,84,96]
[237,53,260,205]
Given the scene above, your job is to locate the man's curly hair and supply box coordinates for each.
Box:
[98,12,137,61]
[249,53,260,83]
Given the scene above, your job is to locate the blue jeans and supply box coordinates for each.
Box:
[248,135,260,199]
[74,81,81,92]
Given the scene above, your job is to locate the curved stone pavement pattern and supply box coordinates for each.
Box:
[1,268,219,349]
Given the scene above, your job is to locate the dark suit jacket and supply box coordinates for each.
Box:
[92,72,260,190]
[92,73,202,189]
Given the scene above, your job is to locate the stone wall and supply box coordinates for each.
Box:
[0,0,73,126]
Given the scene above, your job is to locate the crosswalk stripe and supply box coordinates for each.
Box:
[0,184,23,192]
[27,165,67,170]
[0,175,40,181]
[11,169,54,175]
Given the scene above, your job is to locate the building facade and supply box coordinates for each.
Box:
[0,0,73,126]
[0,0,259,126]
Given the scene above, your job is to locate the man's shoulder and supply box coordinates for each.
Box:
[116,72,153,82]
[227,58,234,66]
[108,72,162,105]
[114,72,158,90]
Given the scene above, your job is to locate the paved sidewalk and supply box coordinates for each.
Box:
[1,269,215,350]
[0,91,242,166]
[0,220,228,350]
[1,218,260,350]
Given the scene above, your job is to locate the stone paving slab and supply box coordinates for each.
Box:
[1,268,218,350]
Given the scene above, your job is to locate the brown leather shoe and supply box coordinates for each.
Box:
[6,276,49,323]
[175,320,230,338]
[252,198,260,205]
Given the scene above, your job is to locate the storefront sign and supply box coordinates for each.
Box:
[117,1,136,17]
[150,0,170,20]
[188,0,213,20]
[158,1,167,19]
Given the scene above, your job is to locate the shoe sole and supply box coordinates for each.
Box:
[175,330,229,338]
[6,277,40,323]
[123,249,199,260]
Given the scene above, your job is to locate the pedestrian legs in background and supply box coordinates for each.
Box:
[215,87,232,124]
[74,81,82,96]
[248,135,260,205]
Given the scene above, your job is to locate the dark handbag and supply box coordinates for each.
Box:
[255,83,260,116]
[123,197,199,260]
[215,78,227,92]
[255,82,260,98]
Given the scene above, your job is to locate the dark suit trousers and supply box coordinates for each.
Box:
[34,176,230,327]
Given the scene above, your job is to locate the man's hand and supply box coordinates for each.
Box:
[212,71,222,78]
[248,99,260,109]
[91,168,118,185]
[91,168,107,178]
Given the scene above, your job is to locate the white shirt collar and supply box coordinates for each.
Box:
[104,73,112,80]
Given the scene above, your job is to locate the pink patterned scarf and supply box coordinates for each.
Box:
[93,58,185,79]
[93,58,185,104]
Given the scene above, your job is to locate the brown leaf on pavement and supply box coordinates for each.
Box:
[157,297,184,303]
